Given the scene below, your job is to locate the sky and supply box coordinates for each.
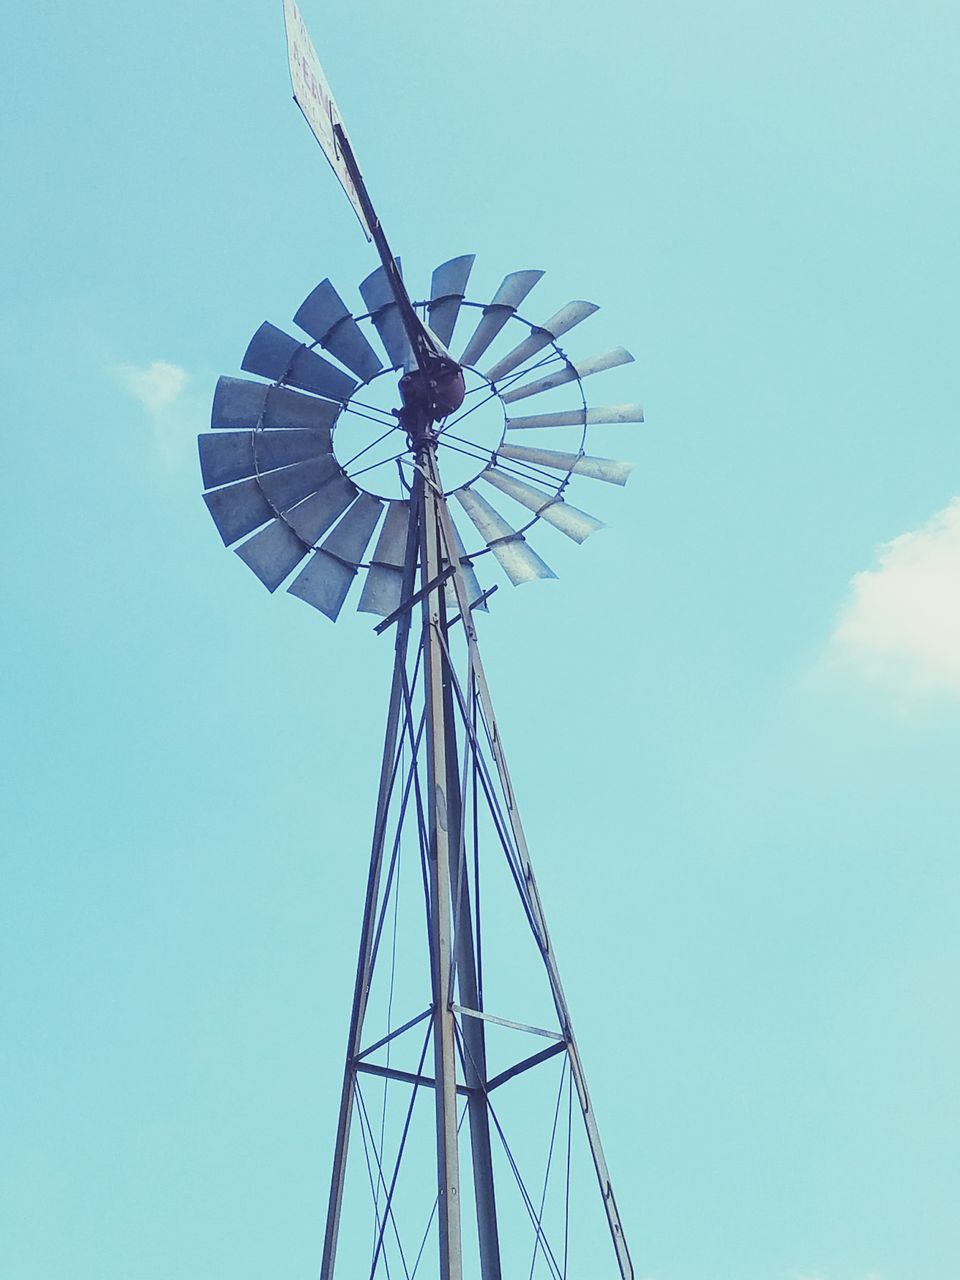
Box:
[2,1,959,1277]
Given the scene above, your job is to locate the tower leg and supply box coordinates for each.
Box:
[319,498,420,1280]
[443,668,502,1280]
[420,461,463,1280]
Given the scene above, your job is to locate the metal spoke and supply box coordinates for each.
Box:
[342,424,405,472]
[437,433,566,492]
[343,403,404,431]
[438,352,562,436]
[349,396,403,422]
[351,450,410,481]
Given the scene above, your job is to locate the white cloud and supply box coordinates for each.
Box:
[827,497,960,696]
[115,359,196,467]
[117,359,188,415]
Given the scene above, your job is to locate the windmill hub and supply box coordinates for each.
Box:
[396,354,466,445]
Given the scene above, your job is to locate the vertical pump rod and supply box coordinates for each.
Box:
[419,445,465,1280]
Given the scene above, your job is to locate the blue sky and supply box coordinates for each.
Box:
[3,2,959,1277]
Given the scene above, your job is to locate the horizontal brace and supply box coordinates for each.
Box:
[486,1040,568,1093]
[355,1007,432,1062]
[452,1004,563,1042]
[374,565,457,635]
[354,1059,475,1097]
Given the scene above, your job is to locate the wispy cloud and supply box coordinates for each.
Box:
[115,359,197,466]
[117,360,188,415]
[825,498,960,697]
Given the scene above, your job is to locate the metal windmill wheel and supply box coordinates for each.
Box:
[199,256,641,622]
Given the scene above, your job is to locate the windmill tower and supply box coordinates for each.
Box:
[198,4,643,1276]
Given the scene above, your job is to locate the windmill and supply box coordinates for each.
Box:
[198,4,643,1276]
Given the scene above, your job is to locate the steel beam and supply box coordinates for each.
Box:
[419,451,464,1280]
[319,495,421,1280]
[442,663,502,1280]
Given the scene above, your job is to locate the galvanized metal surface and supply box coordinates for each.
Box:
[253,427,331,472]
[420,460,466,1280]
[367,498,410,568]
[258,455,337,513]
[441,672,502,1280]
[451,1005,564,1042]
[480,467,604,543]
[356,499,410,617]
[322,491,383,563]
[286,497,383,618]
[294,279,384,383]
[497,443,634,486]
[356,563,402,618]
[202,477,274,546]
[234,517,310,591]
[198,432,259,489]
[500,346,634,404]
[454,487,556,585]
[484,301,599,383]
[211,375,341,431]
[198,428,330,489]
[428,254,476,347]
[283,468,358,544]
[487,268,546,310]
[443,519,487,616]
[457,269,544,368]
[506,402,645,430]
[242,321,358,402]
[286,550,355,620]
[358,262,414,371]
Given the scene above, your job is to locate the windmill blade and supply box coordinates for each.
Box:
[428,255,475,348]
[284,468,358,544]
[294,280,384,383]
[458,269,545,368]
[203,477,275,547]
[358,499,411,617]
[254,428,331,472]
[199,432,257,490]
[198,429,331,490]
[258,456,341,513]
[479,468,603,543]
[500,347,635,404]
[506,403,645,430]
[359,262,413,370]
[234,518,311,592]
[288,492,384,620]
[211,376,341,432]
[454,488,556,586]
[443,516,488,615]
[496,443,634,486]
[484,301,599,384]
[242,322,357,403]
